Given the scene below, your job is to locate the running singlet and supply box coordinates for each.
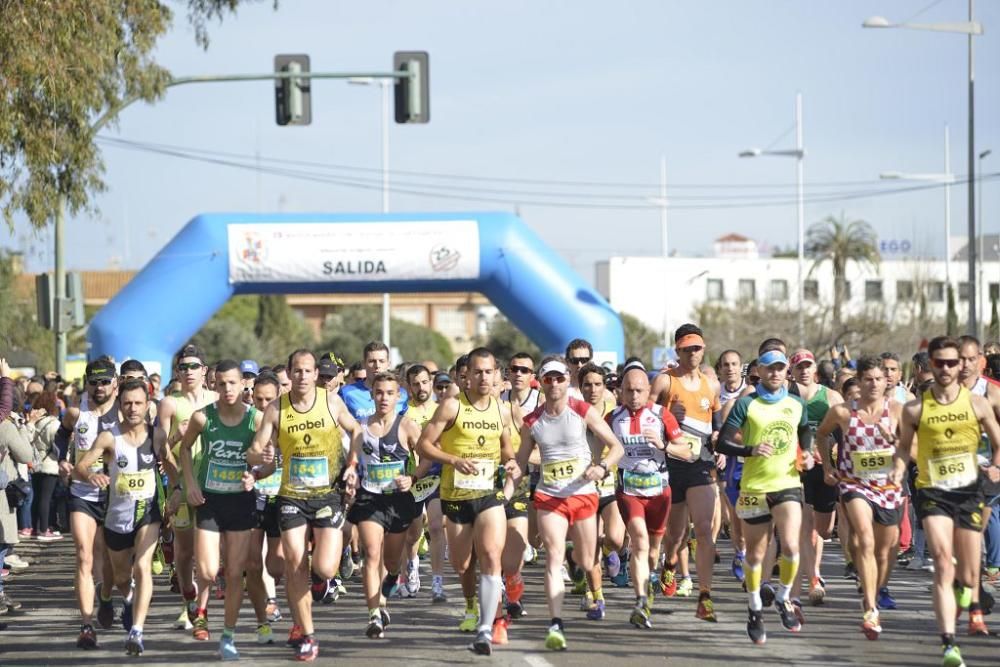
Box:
[196,404,257,494]
[439,393,505,502]
[725,393,807,494]
[664,370,720,465]
[407,398,442,498]
[915,387,981,492]
[607,403,683,497]
[359,413,409,495]
[340,380,408,422]
[70,401,119,503]
[406,399,437,429]
[838,400,902,508]
[170,392,213,493]
[276,388,344,499]
[502,388,541,411]
[525,398,596,498]
[720,380,746,405]
[503,399,531,499]
[105,426,160,534]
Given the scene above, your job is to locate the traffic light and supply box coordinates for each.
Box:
[36,272,84,331]
[274,54,311,126]
[393,51,429,124]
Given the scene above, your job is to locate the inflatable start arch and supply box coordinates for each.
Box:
[87,212,625,375]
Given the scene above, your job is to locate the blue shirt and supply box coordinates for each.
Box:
[340,380,409,421]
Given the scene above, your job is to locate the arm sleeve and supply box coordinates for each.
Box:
[716,422,753,458]
[660,409,683,441]
[798,398,814,451]
[0,377,13,422]
[712,409,723,432]
[55,423,73,461]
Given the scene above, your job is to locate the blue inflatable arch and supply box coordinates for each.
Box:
[87,212,624,375]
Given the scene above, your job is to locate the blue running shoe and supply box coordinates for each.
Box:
[732,552,746,583]
[876,587,897,611]
[605,552,621,579]
[219,635,239,661]
[121,599,133,632]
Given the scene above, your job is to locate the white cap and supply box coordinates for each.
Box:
[538,360,570,377]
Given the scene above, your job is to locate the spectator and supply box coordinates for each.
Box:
[1,400,35,616]
[27,391,62,541]
[0,358,13,422]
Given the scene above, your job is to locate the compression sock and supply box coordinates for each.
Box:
[776,554,800,603]
[478,575,503,634]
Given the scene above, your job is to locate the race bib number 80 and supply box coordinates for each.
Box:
[116,468,156,501]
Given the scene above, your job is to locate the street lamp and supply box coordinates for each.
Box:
[979,148,992,336]
[880,124,956,287]
[864,3,984,334]
[739,92,805,345]
[349,76,393,348]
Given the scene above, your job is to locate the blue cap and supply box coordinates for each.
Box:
[758,350,789,367]
[240,360,260,376]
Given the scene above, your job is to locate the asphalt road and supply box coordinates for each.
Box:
[1,533,997,666]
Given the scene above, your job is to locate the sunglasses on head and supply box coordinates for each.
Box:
[678,345,705,354]
[88,378,112,387]
[568,356,591,365]
[509,365,533,375]
[542,374,568,385]
[932,358,961,369]
[177,362,204,371]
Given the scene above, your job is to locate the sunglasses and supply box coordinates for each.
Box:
[319,375,335,383]
[678,345,705,354]
[568,356,591,365]
[509,365,533,375]
[542,374,568,385]
[88,378,112,387]
[177,362,204,371]
[931,358,961,369]
[434,384,450,390]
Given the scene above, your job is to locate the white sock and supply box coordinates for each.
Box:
[478,574,502,633]
[776,584,790,604]
[749,591,762,611]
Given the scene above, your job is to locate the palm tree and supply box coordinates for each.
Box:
[806,213,880,329]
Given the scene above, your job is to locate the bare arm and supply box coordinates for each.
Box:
[74,431,114,488]
[972,395,1000,476]
[179,410,208,506]
[584,406,624,469]
[247,402,279,466]
[891,400,921,485]
[815,404,848,486]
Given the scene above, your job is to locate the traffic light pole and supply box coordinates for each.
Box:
[53,68,413,376]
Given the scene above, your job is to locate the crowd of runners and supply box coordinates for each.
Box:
[1,325,999,667]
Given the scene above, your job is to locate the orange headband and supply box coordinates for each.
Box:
[676,334,705,348]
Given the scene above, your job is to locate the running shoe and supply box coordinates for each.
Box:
[571,574,588,595]
[776,599,802,632]
[760,582,776,608]
[560,564,571,582]
[97,597,115,630]
[941,644,965,667]
[17,528,33,539]
[507,599,526,619]
[610,568,630,588]
[125,628,144,656]
[174,605,193,630]
[677,577,694,597]
[459,608,479,632]
[862,609,882,641]
[544,624,567,651]
[286,624,304,648]
[746,607,767,645]
[432,579,448,604]
[523,544,536,565]
[985,568,1000,584]
[876,587,897,611]
[792,599,805,626]
[586,599,606,621]
[968,609,989,636]
[169,568,180,594]
[906,556,928,571]
[193,613,210,640]
[695,595,717,622]
[311,574,329,602]
[380,607,391,628]
[366,613,384,639]
[844,562,858,580]
[381,573,400,599]
[324,577,344,604]
[151,546,164,576]
[470,629,493,655]
[605,551,621,579]
[417,532,429,558]
[492,616,509,644]
[121,599,133,632]
[266,597,282,623]
[340,548,356,580]
[660,567,677,597]
[406,556,421,596]
[295,637,319,662]
[214,571,226,600]
[37,529,63,542]
[256,623,274,644]
[218,635,239,661]
[630,602,652,629]
[77,624,98,649]
[808,577,826,606]
[731,553,746,582]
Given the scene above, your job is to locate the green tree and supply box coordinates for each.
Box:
[988,296,999,343]
[319,306,453,369]
[482,316,541,363]
[191,317,265,367]
[806,213,880,330]
[0,1,268,230]
[621,313,660,367]
[0,253,53,370]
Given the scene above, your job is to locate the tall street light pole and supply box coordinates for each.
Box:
[739,92,806,345]
[864,3,984,334]
[980,148,992,335]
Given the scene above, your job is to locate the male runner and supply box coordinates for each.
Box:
[247,349,359,662]
[893,336,1000,667]
[716,350,747,583]
[341,342,408,421]
[717,349,812,644]
[509,358,622,650]
[653,324,722,622]
[417,347,514,656]
[76,379,172,656]
[175,360,264,659]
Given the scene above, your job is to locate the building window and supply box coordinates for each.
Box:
[844,281,852,299]
[768,279,789,301]
[865,280,883,302]
[803,279,819,302]
[990,282,999,301]
[897,280,914,301]
[706,279,724,301]
[959,282,970,301]
[738,279,756,302]
[927,281,945,302]
[435,308,469,340]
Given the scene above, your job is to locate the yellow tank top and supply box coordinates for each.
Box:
[277,388,343,499]
[407,399,437,430]
[440,393,505,501]
[169,391,214,493]
[915,387,982,491]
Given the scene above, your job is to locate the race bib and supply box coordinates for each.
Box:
[411,475,440,502]
[453,459,495,491]
[362,460,406,494]
[680,432,704,458]
[542,458,584,490]
[116,468,155,501]
[622,470,662,497]
[850,448,893,482]
[598,467,617,495]
[205,460,247,494]
[289,456,330,489]
[735,491,769,520]
[928,452,978,490]
[621,434,653,459]
[255,467,282,497]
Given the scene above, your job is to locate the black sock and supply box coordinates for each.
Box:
[699,591,711,601]
[550,617,563,630]
[969,602,982,613]
[941,633,955,648]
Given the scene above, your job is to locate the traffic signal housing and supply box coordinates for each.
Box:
[274,54,312,126]
[393,51,429,124]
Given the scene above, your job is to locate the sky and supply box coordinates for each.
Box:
[6,0,1000,286]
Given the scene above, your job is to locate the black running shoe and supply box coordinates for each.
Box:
[746,607,767,645]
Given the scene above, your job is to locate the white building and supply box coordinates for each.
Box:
[598,239,1000,340]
